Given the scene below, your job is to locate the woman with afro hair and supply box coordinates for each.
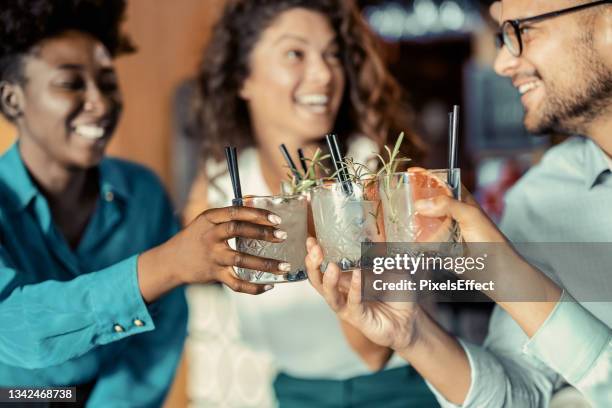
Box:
[0,0,291,405]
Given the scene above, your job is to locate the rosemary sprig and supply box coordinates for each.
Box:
[282,133,412,226]
[284,148,331,194]
[323,132,412,225]
[367,132,412,223]
[324,132,412,194]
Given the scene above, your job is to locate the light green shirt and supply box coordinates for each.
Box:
[525,291,612,406]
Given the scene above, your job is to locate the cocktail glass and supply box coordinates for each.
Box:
[235,194,308,284]
[310,179,385,271]
[378,168,462,243]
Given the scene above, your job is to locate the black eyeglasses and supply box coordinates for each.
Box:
[495,0,611,57]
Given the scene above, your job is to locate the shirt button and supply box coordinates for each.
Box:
[104,191,114,202]
[133,319,145,327]
[113,324,125,333]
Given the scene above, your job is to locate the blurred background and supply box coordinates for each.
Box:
[0,1,561,405]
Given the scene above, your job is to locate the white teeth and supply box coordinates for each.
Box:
[74,125,105,140]
[518,81,540,95]
[296,94,329,106]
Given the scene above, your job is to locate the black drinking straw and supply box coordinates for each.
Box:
[451,105,459,167]
[225,146,243,205]
[224,146,236,192]
[332,134,351,183]
[447,112,453,171]
[297,148,308,174]
[231,147,243,200]
[448,105,460,194]
[325,134,339,168]
[279,144,302,181]
[325,133,352,195]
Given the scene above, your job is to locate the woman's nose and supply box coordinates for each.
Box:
[307,55,333,86]
[83,84,115,117]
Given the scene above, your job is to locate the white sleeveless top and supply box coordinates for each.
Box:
[186,137,405,407]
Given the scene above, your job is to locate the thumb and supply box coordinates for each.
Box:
[414,195,471,221]
[460,184,479,206]
[415,195,506,243]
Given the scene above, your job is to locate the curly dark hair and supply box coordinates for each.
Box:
[0,0,134,85]
[191,0,425,167]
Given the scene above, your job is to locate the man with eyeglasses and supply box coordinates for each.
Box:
[425,1,612,407]
[307,1,612,407]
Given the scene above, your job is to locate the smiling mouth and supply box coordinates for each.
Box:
[72,124,108,140]
[294,94,331,114]
[517,80,542,96]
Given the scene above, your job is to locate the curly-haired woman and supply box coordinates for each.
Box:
[183,0,437,406]
[0,1,292,406]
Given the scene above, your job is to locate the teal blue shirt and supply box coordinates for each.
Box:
[0,143,187,407]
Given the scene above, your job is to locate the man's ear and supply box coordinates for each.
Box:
[0,81,25,121]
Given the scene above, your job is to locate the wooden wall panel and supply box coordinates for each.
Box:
[110,0,224,187]
[0,120,16,153]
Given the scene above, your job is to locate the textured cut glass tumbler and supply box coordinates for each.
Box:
[310,180,384,271]
[379,169,462,243]
[235,194,308,284]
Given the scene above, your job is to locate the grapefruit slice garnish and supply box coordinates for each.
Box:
[362,177,379,201]
[362,177,386,239]
[406,167,454,242]
[241,195,256,206]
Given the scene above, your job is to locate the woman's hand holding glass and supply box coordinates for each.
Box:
[138,205,288,302]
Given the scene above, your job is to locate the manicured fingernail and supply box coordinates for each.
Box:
[279,262,291,272]
[274,230,288,240]
[268,214,282,225]
[264,284,274,291]
[415,199,434,211]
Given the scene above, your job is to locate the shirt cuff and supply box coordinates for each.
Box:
[89,255,155,344]
[523,291,612,384]
[426,339,505,408]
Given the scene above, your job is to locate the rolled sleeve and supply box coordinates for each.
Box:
[426,339,507,408]
[523,291,612,385]
[427,307,558,408]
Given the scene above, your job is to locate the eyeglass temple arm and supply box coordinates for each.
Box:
[518,0,611,25]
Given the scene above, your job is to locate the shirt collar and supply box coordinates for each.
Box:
[0,142,129,212]
[604,152,612,172]
[583,138,611,189]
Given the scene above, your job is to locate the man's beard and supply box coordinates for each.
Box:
[526,38,612,136]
